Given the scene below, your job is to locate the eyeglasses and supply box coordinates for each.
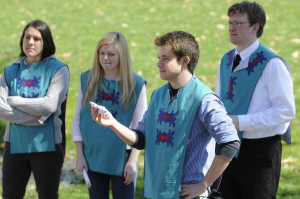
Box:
[226,21,250,27]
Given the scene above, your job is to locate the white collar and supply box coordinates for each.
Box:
[235,40,259,61]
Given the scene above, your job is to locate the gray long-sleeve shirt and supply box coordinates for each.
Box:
[0,58,69,144]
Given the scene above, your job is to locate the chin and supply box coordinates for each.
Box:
[159,75,167,81]
[230,39,239,46]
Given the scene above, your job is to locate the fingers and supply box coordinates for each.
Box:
[76,167,83,176]
[91,107,109,123]
[180,185,194,199]
[91,107,100,121]
[76,158,88,176]
[123,170,135,186]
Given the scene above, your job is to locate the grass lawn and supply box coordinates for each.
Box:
[0,0,300,198]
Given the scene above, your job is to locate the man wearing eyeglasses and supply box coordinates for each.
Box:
[215,1,295,199]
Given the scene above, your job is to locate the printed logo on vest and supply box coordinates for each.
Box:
[157,108,178,127]
[246,51,266,75]
[96,90,120,118]
[226,50,234,69]
[20,93,39,98]
[97,90,120,105]
[155,129,175,147]
[18,76,41,89]
[18,76,41,98]
[225,76,237,102]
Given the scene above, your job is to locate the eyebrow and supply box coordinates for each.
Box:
[158,54,170,58]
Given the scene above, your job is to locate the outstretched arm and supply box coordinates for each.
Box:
[91,107,137,145]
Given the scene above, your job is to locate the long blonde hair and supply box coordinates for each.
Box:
[83,32,136,111]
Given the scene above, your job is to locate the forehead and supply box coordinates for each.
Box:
[228,13,248,21]
[158,45,176,57]
[24,27,41,36]
[100,43,118,52]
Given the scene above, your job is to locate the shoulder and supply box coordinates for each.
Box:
[198,93,225,116]
[134,72,147,85]
[264,57,290,77]
[200,93,222,108]
[81,69,91,78]
[45,56,66,67]
[4,60,21,77]
[149,83,168,100]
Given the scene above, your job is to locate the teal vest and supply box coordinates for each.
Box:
[143,78,213,199]
[220,43,277,157]
[4,57,66,154]
[80,70,146,175]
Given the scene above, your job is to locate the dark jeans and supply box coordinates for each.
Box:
[88,150,134,199]
[88,170,134,199]
[2,143,64,199]
[219,135,281,199]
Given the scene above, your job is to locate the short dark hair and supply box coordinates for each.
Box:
[228,1,266,38]
[20,19,56,60]
[154,31,199,74]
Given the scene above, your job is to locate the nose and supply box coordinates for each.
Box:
[157,59,163,68]
[156,60,161,68]
[28,37,34,45]
[229,24,236,31]
[104,54,109,59]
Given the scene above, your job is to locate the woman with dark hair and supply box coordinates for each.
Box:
[0,19,69,198]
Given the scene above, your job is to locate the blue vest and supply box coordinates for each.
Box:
[143,78,213,199]
[4,57,66,154]
[220,43,277,157]
[80,70,146,175]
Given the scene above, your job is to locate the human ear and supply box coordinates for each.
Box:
[181,56,190,67]
[252,23,260,33]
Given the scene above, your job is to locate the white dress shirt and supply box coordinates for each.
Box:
[216,40,296,139]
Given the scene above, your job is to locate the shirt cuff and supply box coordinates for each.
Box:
[238,114,252,131]
[72,136,83,142]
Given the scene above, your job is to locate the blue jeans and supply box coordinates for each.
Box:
[2,143,64,199]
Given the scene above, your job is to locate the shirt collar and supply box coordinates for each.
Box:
[167,74,196,102]
[235,40,259,61]
[13,55,57,65]
[167,74,196,91]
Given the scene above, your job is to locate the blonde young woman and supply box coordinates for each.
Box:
[72,32,147,199]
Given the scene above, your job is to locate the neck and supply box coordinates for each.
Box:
[26,57,41,65]
[169,70,193,89]
[104,71,120,81]
[237,38,257,52]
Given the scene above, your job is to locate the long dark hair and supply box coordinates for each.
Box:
[20,19,56,60]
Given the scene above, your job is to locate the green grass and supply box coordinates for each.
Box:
[0,0,300,198]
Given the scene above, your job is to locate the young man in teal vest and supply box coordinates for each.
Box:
[216,1,296,199]
[92,31,240,199]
